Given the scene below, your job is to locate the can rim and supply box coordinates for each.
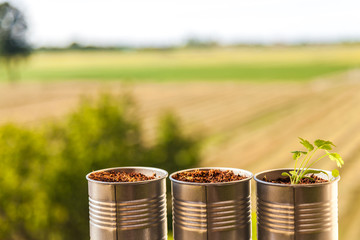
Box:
[86,166,168,185]
[254,168,340,187]
[169,167,253,186]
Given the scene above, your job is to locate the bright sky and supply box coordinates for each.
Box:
[6,0,360,47]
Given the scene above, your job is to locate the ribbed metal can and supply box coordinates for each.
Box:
[254,168,340,240]
[86,167,168,240]
[169,167,253,240]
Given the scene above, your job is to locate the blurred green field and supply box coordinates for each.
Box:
[1,45,360,82]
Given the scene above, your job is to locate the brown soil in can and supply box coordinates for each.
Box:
[263,174,328,184]
[172,169,247,183]
[89,170,156,182]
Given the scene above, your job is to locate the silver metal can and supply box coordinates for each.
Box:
[170,167,253,240]
[254,168,340,240]
[86,167,168,240]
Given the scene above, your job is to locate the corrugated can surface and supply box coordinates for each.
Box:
[255,168,339,240]
[86,167,168,240]
[170,167,253,240]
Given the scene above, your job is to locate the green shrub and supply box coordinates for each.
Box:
[0,124,50,240]
[0,94,201,240]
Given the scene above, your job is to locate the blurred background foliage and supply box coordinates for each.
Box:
[0,94,201,240]
[0,2,31,81]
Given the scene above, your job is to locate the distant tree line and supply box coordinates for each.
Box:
[36,40,360,53]
[36,42,134,52]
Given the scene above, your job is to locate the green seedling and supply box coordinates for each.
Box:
[282,138,344,184]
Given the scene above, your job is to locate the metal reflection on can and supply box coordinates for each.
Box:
[255,168,339,240]
[170,167,253,240]
[86,167,168,240]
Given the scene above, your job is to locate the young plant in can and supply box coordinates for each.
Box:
[282,137,344,184]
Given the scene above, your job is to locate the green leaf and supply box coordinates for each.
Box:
[303,169,328,176]
[289,170,297,176]
[303,176,315,181]
[319,144,333,150]
[332,169,340,178]
[291,151,300,160]
[302,169,321,174]
[291,151,307,160]
[301,169,329,179]
[299,137,314,151]
[326,151,344,168]
[281,172,292,179]
[314,139,336,149]
[314,139,326,147]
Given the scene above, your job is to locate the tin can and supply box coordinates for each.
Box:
[254,168,340,240]
[170,167,253,240]
[86,167,168,240]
